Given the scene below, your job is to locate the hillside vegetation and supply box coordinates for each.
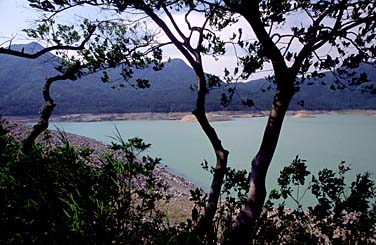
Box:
[1,43,376,116]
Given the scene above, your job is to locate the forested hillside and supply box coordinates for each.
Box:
[1,42,375,116]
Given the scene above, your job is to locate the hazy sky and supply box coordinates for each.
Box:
[1,1,319,80]
[0,0,37,43]
[0,0,262,79]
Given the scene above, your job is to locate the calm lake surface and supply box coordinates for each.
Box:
[50,114,376,193]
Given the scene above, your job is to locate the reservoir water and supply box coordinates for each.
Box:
[49,114,376,194]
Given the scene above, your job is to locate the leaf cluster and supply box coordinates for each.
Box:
[0,127,173,244]
[259,157,376,244]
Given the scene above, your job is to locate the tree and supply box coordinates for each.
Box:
[212,0,376,243]
[139,2,231,238]
[4,0,376,243]
[1,9,163,151]
[133,0,376,242]
[1,24,96,151]
[12,1,231,239]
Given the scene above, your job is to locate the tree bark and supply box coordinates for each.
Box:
[22,74,70,152]
[224,84,294,244]
[9,27,96,152]
[141,4,230,238]
[219,2,297,243]
[192,68,229,240]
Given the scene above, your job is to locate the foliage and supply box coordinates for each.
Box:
[183,162,249,244]
[23,0,165,90]
[0,128,174,244]
[258,157,376,244]
[189,156,376,244]
[2,0,376,242]
[210,0,376,109]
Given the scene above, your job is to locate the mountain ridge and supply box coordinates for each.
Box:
[0,42,375,116]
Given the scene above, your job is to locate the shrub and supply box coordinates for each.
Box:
[257,156,376,244]
[0,129,172,244]
[190,156,375,244]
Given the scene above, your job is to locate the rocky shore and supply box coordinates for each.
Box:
[7,111,266,123]
[1,118,195,199]
[7,110,376,124]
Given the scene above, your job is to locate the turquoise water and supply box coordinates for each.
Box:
[50,114,376,194]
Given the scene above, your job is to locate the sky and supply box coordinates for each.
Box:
[0,0,336,82]
[0,0,36,43]
[0,0,268,80]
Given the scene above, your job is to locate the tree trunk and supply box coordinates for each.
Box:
[22,74,69,152]
[22,101,55,152]
[224,86,294,244]
[141,4,230,238]
[192,71,229,240]
[193,108,229,239]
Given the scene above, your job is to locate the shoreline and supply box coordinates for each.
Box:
[1,119,195,199]
[2,118,196,223]
[6,109,376,123]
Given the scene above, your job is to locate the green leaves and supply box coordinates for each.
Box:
[277,156,310,199]
[135,78,150,89]
[260,0,292,23]
[241,98,255,107]
[207,74,221,88]
[0,129,170,243]
[311,168,345,202]
[220,93,229,107]
[238,41,264,80]
[264,156,376,243]
[347,173,375,213]
[22,3,165,90]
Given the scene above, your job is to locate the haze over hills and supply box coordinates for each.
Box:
[1,42,376,116]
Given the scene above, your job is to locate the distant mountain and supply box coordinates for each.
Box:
[9,42,47,53]
[0,42,375,116]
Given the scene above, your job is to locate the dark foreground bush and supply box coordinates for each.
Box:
[256,157,376,244]
[189,157,376,244]
[0,128,174,244]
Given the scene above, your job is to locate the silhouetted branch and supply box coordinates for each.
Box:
[0,25,96,59]
[22,73,74,151]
